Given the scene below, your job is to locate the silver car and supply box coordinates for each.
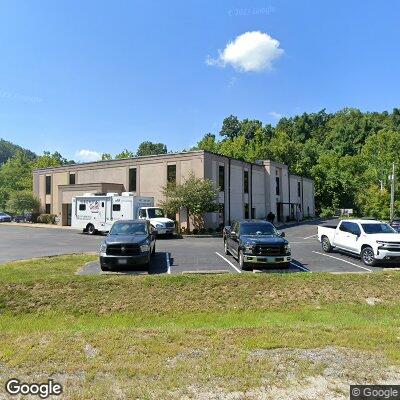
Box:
[0,212,12,222]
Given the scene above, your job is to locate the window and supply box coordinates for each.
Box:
[110,222,148,235]
[361,223,395,234]
[45,204,51,214]
[348,222,361,236]
[147,208,165,218]
[129,168,137,192]
[79,204,86,211]
[251,207,256,219]
[218,165,225,192]
[339,221,350,232]
[113,204,121,212]
[167,165,176,186]
[139,209,147,218]
[244,170,249,193]
[69,173,76,185]
[275,176,280,195]
[45,176,51,195]
[297,181,301,197]
[244,203,249,219]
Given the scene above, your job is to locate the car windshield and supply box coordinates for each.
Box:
[0,213,5,216]
[110,222,148,235]
[240,223,277,236]
[361,223,396,234]
[147,208,165,218]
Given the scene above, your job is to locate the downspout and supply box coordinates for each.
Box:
[301,176,304,216]
[250,164,253,218]
[228,158,231,225]
[288,173,291,220]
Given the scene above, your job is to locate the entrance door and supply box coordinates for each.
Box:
[62,203,72,226]
[67,204,72,226]
[276,202,282,222]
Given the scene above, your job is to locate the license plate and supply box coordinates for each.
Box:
[118,259,128,265]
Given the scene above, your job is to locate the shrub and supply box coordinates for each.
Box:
[320,207,335,219]
[207,227,214,234]
[199,228,207,234]
[37,214,56,224]
[191,228,199,235]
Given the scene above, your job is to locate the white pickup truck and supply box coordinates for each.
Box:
[317,219,400,266]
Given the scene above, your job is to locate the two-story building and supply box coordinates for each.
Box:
[33,150,315,228]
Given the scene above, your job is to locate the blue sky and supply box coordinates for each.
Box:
[0,0,399,161]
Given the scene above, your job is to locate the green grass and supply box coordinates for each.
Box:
[1,254,400,399]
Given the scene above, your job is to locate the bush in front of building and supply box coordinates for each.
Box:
[37,214,57,224]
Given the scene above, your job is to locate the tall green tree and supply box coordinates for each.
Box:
[136,141,167,156]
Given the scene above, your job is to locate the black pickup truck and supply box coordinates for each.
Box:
[223,220,291,270]
[99,219,156,271]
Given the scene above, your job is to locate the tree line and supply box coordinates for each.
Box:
[1,108,400,219]
[194,108,400,219]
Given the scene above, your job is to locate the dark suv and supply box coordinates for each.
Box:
[223,220,291,270]
[99,220,156,271]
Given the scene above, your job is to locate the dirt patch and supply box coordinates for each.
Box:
[174,347,400,400]
[166,349,205,367]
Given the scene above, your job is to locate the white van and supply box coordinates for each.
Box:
[71,192,175,235]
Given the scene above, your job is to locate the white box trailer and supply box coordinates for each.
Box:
[71,192,175,235]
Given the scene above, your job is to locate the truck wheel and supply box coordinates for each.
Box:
[361,246,376,266]
[321,236,333,253]
[86,224,96,235]
[224,240,230,255]
[238,250,251,271]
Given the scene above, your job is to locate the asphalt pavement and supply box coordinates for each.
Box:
[0,219,393,275]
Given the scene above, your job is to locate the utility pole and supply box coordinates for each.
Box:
[390,162,396,222]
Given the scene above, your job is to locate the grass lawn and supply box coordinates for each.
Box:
[1,255,400,399]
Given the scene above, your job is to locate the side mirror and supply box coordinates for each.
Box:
[279,231,285,237]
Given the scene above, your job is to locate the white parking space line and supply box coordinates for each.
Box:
[166,252,171,274]
[303,234,318,239]
[312,251,372,272]
[215,252,241,274]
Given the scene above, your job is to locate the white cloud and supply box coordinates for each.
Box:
[75,149,101,162]
[206,31,284,72]
[268,111,283,119]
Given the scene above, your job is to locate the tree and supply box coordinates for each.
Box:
[220,115,241,140]
[115,149,135,159]
[6,190,40,214]
[0,151,32,208]
[101,153,112,160]
[160,172,219,231]
[195,133,219,153]
[136,141,167,156]
[32,151,73,169]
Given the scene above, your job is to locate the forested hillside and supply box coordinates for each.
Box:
[0,139,36,165]
[195,108,400,218]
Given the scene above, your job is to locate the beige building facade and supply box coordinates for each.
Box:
[33,150,315,228]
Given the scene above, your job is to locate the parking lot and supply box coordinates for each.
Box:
[0,219,393,274]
